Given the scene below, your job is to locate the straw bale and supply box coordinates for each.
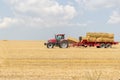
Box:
[96,38,103,42]
[87,37,96,42]
[108,34,114,38]
[67,37,79,43]
[86,32,114,39]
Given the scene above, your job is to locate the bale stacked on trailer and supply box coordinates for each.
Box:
[86,32,114,42]
[67,37,79,43]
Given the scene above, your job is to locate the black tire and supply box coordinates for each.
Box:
[100,43,105,48]
[96,46,100,48]
[47,43,54,48]
[59,40,68,48]
[105,43,112,48]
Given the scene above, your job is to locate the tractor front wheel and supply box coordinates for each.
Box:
[47,43,54,48]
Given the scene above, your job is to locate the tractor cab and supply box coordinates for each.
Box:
[55,34,65,41]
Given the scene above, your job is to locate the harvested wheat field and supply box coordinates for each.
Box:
[0,40,120,80]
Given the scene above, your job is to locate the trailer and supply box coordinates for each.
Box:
[68,32,119,48]
[70,39,118,48]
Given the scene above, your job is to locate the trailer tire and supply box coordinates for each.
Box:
[96,46,100,48]
[100,43,105,48]
[105,43,112,48]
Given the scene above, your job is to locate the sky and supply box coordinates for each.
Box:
[0,0,120,41]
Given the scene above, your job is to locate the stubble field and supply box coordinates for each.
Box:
[0,40,120,80]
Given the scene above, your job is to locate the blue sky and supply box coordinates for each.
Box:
[0,0,120,41]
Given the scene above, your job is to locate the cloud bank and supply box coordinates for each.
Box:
[0,0,77,28]
[108,11,120,24]
[1,0,120,29]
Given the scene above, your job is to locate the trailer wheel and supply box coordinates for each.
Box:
[83,45,87,48]
[96,46,100,48]
[105,43,112,48]
[100,43,105,48]
[47,43,54,48]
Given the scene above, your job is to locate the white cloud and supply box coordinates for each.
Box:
[2,0,78,28]
[76,0,120,10]
[107,11,120,24]
[12,0,76,19]
[0,17,18,28]
[0,16,88,29]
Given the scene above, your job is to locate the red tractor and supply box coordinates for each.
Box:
[44,34,69,48]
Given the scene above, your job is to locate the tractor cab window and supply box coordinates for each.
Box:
[55,35,64,41]
[56,35,62,41]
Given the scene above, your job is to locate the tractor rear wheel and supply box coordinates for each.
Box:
[59,40,68,48]
[47,43,54,48]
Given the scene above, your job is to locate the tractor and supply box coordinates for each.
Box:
[44,34,69,48]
